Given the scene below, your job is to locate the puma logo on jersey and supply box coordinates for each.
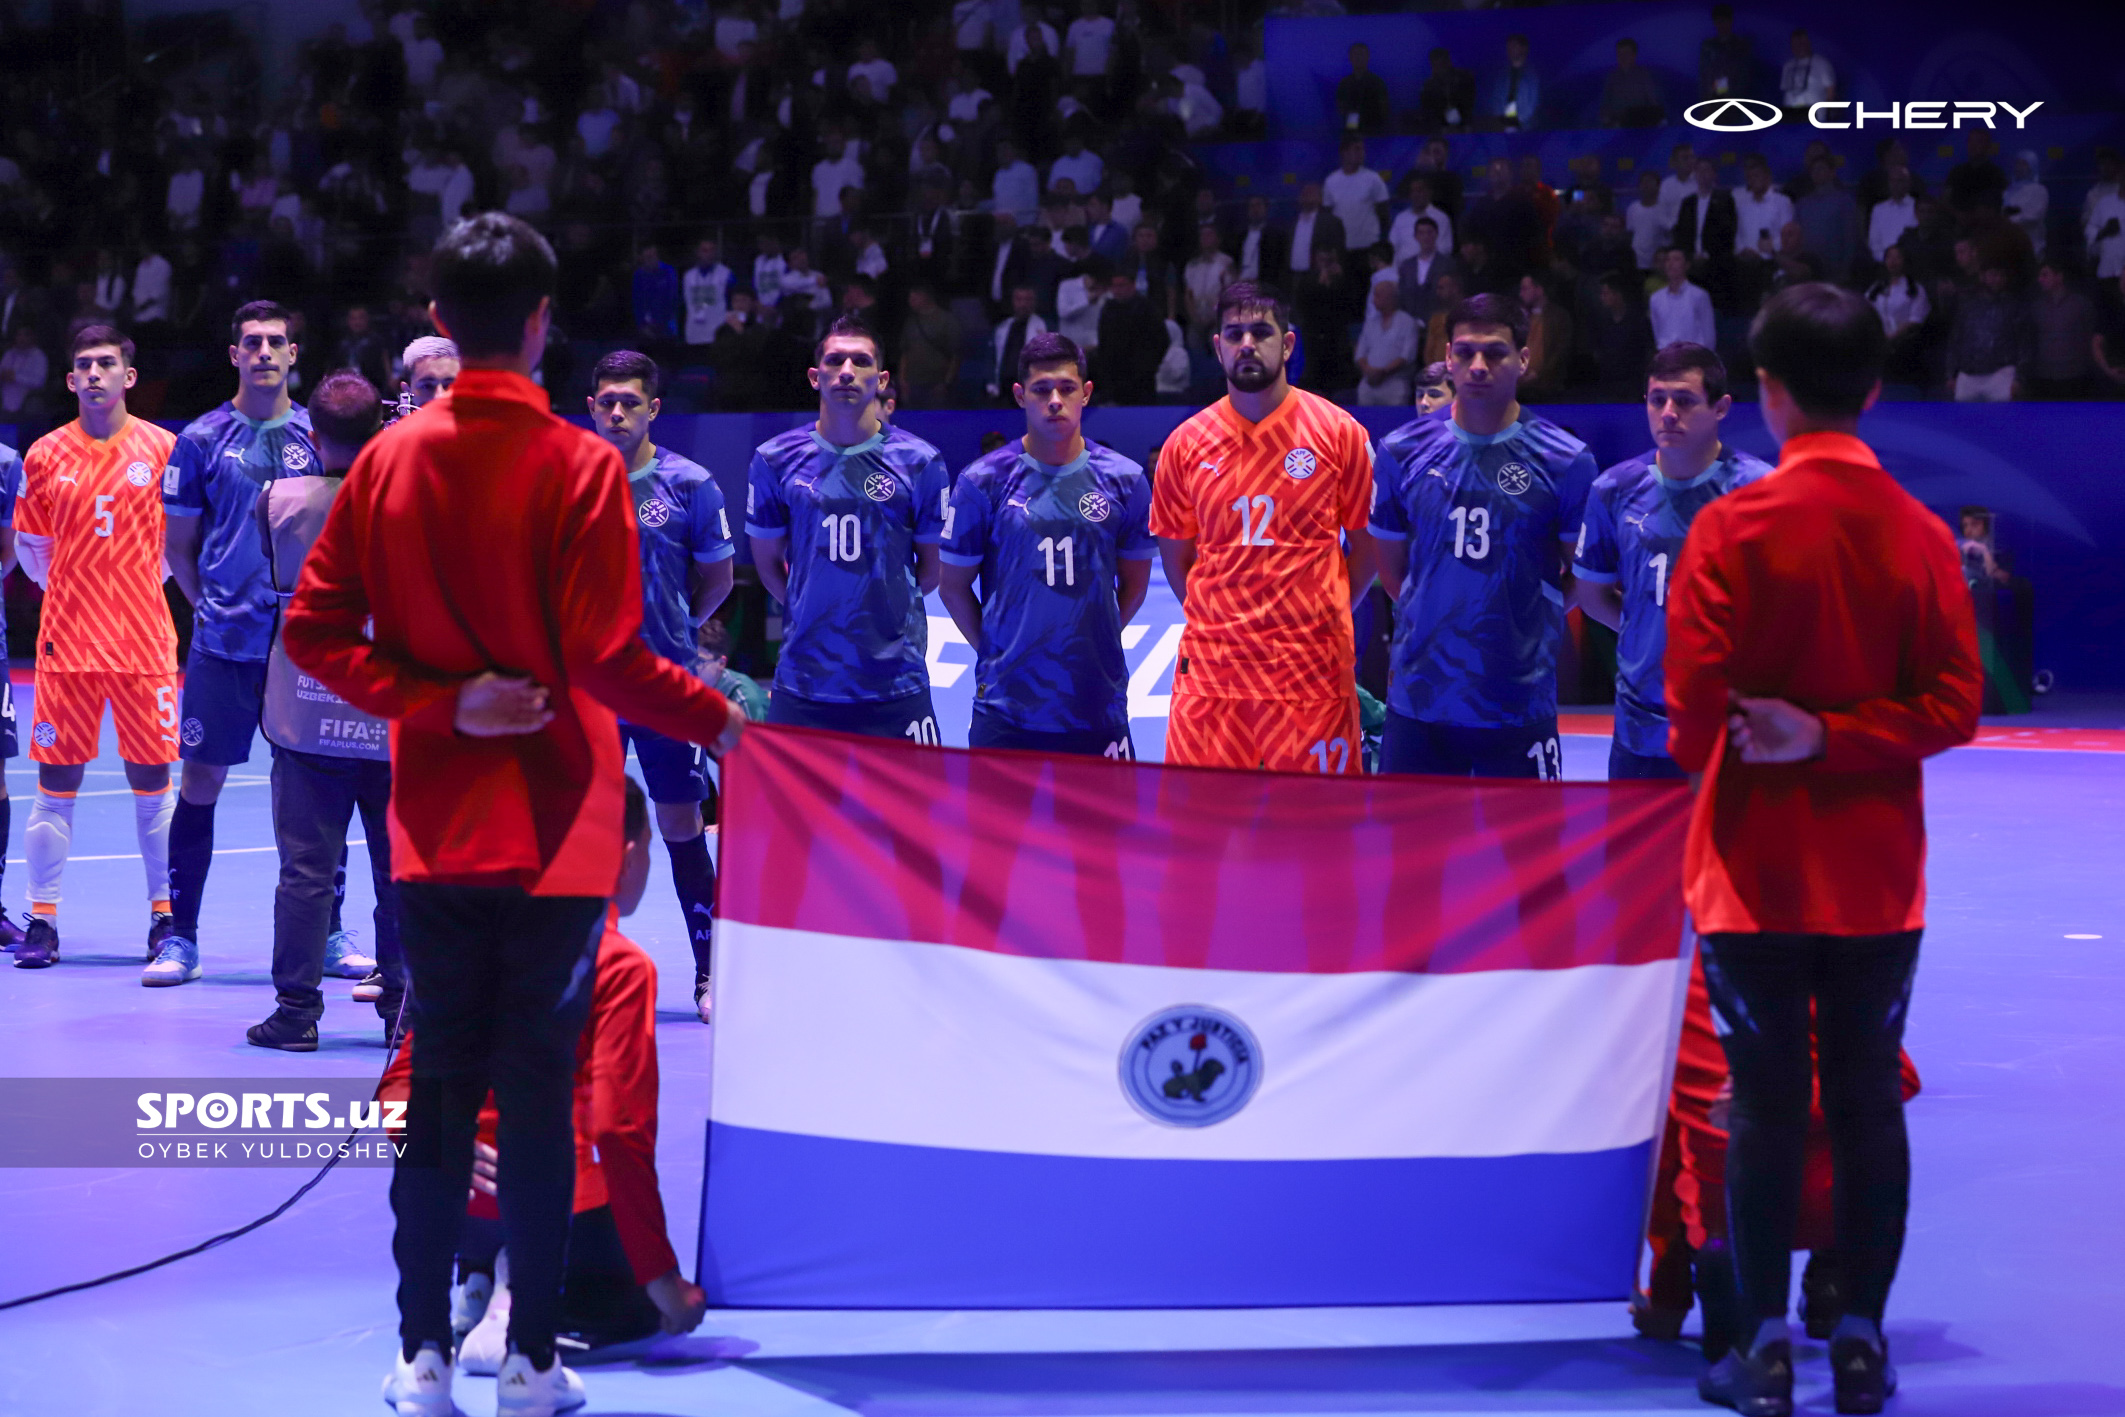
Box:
[1425,466,1446,479]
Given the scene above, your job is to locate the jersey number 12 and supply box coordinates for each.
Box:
[1232,494,1276,546]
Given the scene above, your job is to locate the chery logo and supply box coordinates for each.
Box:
[1687,97,2044,133]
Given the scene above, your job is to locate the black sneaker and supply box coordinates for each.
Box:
[247,1008,320,1052]
[14,916,58,969]
[1800,1251,1844,1340]
[1830,1335,1897,1415]
[1698,1339,1794,1417]
[146,910,176,963]
[0,906,25,951]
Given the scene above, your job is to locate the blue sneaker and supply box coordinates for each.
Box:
[142,935,202,987]
[325,929,378,978]
[14,916,58,969]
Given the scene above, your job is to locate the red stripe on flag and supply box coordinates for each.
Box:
[719,724,1691,976]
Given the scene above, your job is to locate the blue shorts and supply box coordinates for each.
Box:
[178,648,266,766]
[0,676,16,759]
[620,723,708,803]
[768,686,940,743]
[1380,710,1562,780]
[1607,740,1687,780]
[969,707,1134,759]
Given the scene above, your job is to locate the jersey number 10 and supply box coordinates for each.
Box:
[821,513,863,562]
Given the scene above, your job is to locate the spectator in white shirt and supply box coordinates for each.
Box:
[1626,170,1672,271]
[752,234,788,307]
[576,90,622,158]
[1109,172,1143,232]
[1234,41,1267,119]
[848,39,896,101]
[1648,247,1717,351]
[2004,150,2048,258]
[1657,142,1696,226]
[166,158,206,233]
[1065,0,1114,78]
[812,133,866,219]
[1057,263,1108,350]
[2086,185,2125,279]
[1183,223,1236,343]
[683,239,733,346]
[1866,244,1930,338]
[401,16,445,91]
[0,326,48,416]
[952,0,993,52]
[1733,156,1795,261]
[1006,17,1061,75]
[1779,29,1834,113]
[1867,164,1919,263]
[1323,137,1389,252]
[1048,134,1103,196]
[991,138,1041,222]
[1387,173,1454,264]
[851,227,889,280]
[131,248,173,325]
[1166,70,1223,137]
[1354,280,1419,405]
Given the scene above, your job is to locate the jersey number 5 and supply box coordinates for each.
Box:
[1232,494,1275,546]
[94,494,115,539]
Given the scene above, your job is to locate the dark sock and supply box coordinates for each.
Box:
[403,1336,451,1364]
[0,794,11,894]
[168,799,215,936]
[329,844,348,935]
[668,833,718,976]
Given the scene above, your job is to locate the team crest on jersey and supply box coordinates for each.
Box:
[638,498,673,528]
[1495,461,1534,496]
[1078,491,1112,523]
[32,722,56,749]
[1120,1005,1263,1128]
[863,471,896,502]
[281,442,311,472]
[125,461,154,487]
[1284,447,1317,481]
[181,718,206,748]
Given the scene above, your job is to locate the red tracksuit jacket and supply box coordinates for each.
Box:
[1665,431,1982,936]
[282,370,730,896]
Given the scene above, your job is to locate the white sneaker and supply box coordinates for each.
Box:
[449,1270,493,1337]
[326,929,379,978]
[380,1343,460,1416]
[457,1272,511,1377]
[494,1351,586,1416]
[141,936,202,987]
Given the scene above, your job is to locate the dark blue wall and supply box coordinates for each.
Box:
[656,404,2125,692]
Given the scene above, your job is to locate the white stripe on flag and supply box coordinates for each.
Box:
[711,921,1678,1163]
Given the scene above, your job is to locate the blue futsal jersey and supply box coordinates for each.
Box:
[746,424,949,703]
[1370,413,1598,727]
[164,402,318,662]
[941,439,1155,735]
[630,444,735,667]
[1574,447,1773,757]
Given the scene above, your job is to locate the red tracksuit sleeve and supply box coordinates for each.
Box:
[1663,510,1737,774]
[555,446,733,748]
[584,941,677,1285]
[282,449,462,735]
[1815,523,1982,771]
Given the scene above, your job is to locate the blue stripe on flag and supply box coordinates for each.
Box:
[699,1123,1652,1309]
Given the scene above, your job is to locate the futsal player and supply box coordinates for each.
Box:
[746,317,951,741]
[1413,361,1452,415]
[1148,282,1375,773]
[12,326,182,976]
[1370,293,1598,778]
[0,441,23,949]
[402,335,461,407]
[938,332,1153,757]
[587,350,734,1022]
[1572,343,1770,780]
[163,301,351,979]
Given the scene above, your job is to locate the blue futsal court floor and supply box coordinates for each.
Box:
[3,622,2122,1413]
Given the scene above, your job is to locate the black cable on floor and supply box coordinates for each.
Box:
[0,995,409,1314]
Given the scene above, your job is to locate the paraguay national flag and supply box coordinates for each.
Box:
[701,725,1693,1309]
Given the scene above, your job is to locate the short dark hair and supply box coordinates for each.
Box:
[592,348,661,400]
[1446,292,1528,349]
[813,314,882,367]
[623,774,649,845]
[1647,341,1728,403]
[1415,216,1439,232]
[1748,282,1885,419]
[1018,331,1087,383]
[71,324,135,365]
[231,299,296,345]
[1418,360,1452,389]
[430,212,558,359]
[1616,36,1638,52]
[308,368,383,450]
[1213,280,1289,336]
[697,618,732,660]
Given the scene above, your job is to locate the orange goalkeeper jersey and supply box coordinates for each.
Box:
[18,417,179,674]
[1149,386,1372,701]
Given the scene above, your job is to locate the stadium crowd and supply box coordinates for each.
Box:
[2,0,2122,425]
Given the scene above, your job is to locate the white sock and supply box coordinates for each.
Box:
[25,788,76,914]
[134,785,175,908]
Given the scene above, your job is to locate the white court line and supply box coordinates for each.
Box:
[0,774,269,800]
[4,839,365,866]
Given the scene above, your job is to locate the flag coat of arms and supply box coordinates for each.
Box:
[702,725,1693,1308]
